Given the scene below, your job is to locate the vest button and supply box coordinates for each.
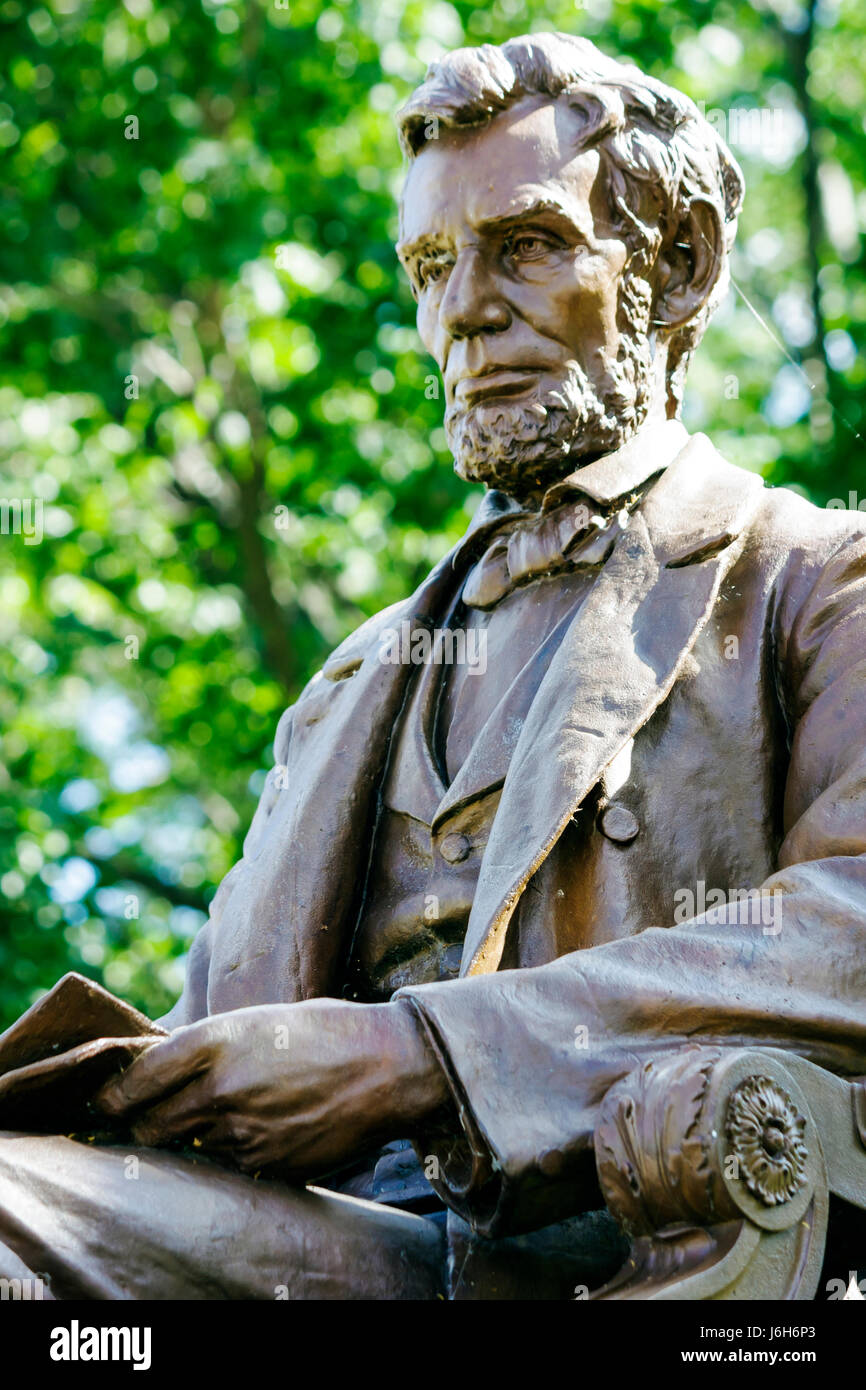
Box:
[599,804,640,843]
[439,832,471,864]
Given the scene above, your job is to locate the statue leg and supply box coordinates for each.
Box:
[0,1131,445,1300]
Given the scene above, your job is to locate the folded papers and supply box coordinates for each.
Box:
[0,972,166,1132]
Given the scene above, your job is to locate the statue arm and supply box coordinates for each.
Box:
[157,703,297,1028]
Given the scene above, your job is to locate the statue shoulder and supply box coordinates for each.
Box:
[317,600,410,684]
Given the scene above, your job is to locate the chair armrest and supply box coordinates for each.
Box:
[590,1046,866,1300]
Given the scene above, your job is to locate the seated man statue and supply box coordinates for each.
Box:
[1,32,865,1301]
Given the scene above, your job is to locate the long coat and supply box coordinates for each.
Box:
[165,432,866,1236]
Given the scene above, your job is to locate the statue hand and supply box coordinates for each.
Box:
[95,998,449,1180]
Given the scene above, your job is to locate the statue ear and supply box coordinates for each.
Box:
[654,198,725,331]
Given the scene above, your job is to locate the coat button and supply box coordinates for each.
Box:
[538,1147,566,1177]
[599,804,640,843]
[439,832,471,864]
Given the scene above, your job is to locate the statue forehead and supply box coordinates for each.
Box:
[398,95,602,245]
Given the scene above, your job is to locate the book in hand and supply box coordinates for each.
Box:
[0,972,167,1133]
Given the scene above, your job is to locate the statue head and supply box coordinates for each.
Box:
[396,33,744,503]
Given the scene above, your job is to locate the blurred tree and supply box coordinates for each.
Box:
[0,0,863,1026]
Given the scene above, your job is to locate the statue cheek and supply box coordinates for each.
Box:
[417,305,444,358]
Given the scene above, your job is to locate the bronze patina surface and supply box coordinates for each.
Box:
[1,33,865,1301]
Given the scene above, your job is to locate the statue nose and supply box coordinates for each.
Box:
[440,248,511,340]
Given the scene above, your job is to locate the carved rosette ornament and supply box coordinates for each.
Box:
[595,1047,819,1239]
[725,1075,808,1207]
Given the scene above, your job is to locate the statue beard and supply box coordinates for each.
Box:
[444,276,656,504]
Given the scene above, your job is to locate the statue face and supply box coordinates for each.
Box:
[398,95,657,501]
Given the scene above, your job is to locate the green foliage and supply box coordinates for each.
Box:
[0,0,863,1026]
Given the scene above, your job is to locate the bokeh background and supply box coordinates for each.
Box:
[0,0,864,1027]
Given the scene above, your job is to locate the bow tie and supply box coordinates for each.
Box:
[462,494,635,610]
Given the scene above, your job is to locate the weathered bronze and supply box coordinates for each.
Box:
[1,32,865,1300]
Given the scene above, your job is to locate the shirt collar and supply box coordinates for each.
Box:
[540,418,689,513]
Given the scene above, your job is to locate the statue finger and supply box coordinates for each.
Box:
[129,1081,213,1147]
[96,1029,210,1115]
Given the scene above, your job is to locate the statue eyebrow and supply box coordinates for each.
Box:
[475,197,586,240]
[397,198,586,264]
[396,235,449,266]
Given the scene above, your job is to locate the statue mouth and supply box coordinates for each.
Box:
[454,367,540,407]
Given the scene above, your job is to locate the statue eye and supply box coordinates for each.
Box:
[506,232,558,261]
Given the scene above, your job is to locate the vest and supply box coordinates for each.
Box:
[346,569,598,1000]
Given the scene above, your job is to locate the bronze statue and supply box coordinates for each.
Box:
[1,32,865,1301]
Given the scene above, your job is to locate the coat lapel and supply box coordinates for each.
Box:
[207,491,519,1010]
[461,435,765,976]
